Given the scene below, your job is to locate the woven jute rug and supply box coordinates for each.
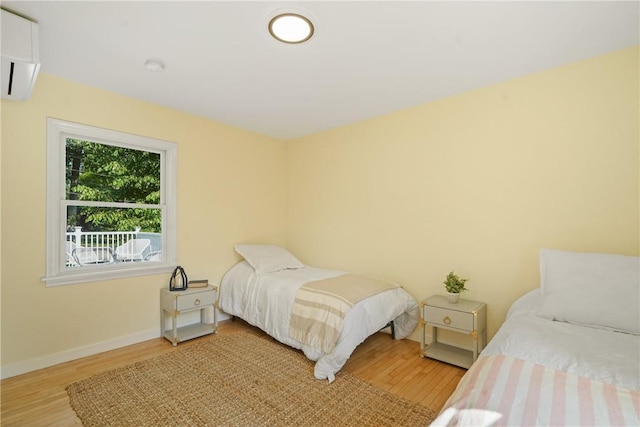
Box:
[66,332,436,426]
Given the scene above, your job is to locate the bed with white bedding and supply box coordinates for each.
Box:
[219,245,419,382]
[432,249,640,426]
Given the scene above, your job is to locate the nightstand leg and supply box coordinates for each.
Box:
[472,332,478,362]
[172,311,178,346]
[161,309,166,341]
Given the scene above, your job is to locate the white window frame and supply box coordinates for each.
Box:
[43,118,177,286]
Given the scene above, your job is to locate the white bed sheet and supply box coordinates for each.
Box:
[219,261,419,381]
[481,289,640,390]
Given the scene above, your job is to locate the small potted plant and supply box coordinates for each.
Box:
[443,271,468,303]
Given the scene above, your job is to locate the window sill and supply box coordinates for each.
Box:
[42,263,175,287]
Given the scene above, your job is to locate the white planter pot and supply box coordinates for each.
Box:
[447,292,460,303]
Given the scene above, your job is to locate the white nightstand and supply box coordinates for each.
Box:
[420,295,486,369]
[160,285,218,346]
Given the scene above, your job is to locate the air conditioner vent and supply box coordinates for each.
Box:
[8,62,15,95]
[1,9,40,101]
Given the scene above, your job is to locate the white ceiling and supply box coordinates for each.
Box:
[3,1,639,140]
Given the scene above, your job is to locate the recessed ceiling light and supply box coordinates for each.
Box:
[144,60,165,73]
[269,13,314,44]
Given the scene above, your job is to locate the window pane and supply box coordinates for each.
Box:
[67,205,161,234]
[47,118,176,286]
[66,206,162,267]
[66,138,160,204]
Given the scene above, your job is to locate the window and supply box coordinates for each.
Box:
[44,118,177,286]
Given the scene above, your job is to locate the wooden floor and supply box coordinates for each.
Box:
[1,319,465,426]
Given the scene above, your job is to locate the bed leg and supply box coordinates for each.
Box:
[381,321,395,339]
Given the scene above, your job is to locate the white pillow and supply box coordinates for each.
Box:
[234,244,304,274]
[537,248,640,335]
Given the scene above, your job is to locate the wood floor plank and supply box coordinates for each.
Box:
[1,319,465,426]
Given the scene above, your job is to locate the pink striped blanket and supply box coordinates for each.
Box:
[432,355,640,426]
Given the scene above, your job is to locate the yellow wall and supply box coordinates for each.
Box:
[1,73,287,371]
[1,46,638,375]
[286,46,639,341]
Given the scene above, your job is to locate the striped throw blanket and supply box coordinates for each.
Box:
[289,274,399,353]
[432,354,640,427]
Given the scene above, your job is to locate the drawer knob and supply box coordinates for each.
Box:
[194,299,201,306]
[443,316,451,325]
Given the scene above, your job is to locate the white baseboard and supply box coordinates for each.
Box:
[2,311,233,380]
[1,327,160,380]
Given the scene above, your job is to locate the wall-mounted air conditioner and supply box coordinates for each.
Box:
[1,9,40,101]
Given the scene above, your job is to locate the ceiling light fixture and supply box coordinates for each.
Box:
[268,13,314,44]
[144,60,165,73]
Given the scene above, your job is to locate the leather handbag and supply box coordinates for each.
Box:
[169,265,188,291]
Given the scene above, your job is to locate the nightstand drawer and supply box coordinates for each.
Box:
[425,306,474,332]
[176,290,216,311]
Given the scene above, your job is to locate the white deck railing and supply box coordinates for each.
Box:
[66,226,139,251]
[65,227,162,267]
